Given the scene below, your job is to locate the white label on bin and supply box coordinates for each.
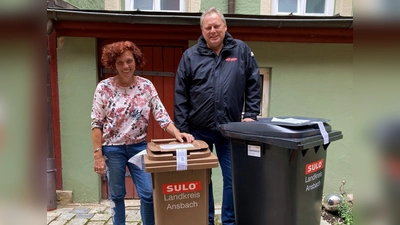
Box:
[176,149,188,171]
[247,145,261,157]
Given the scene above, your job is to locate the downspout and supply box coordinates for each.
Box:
[228,0,235,14]
[47,30,57,211]
[47,19,54,35]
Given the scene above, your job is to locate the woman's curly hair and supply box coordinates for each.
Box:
[101,41,146,69]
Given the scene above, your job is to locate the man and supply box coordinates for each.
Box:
[174,7,261,225]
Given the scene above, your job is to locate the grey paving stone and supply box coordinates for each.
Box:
[71,207,91,214]
[53,207,74,213]
[47,212,61,224]
[47,217,56,224]
[125,209,139,217]
[49,220,68,225]
[91,213,111,221]
[47,211,62,218]
[75,213,94,219]
[126,209,141,222]
[87,222,107,225]
[66,218,88,225]
[89,207,107,214]
[57,212,75,221]
[125,200,141,207]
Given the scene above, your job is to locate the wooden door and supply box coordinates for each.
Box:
[97,41,185,199]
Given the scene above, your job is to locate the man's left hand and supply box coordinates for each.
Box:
[242,118,255,122]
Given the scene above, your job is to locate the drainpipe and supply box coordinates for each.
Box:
[47,19,53,36]
[228,0,235,14]
[47,37,57,211]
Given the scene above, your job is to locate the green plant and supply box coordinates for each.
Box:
[335,194,353,225]
[214,214,222,225]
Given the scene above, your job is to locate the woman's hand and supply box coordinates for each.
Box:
[94,154,106,176]
[174,130,195,143]
[92,128,105,175]
[165,123,194,143]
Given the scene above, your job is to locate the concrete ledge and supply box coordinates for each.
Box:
[56,190,73,205]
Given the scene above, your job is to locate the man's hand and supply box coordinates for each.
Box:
[242,118,255,122]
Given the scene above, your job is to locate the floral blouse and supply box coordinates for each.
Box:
[91,76,172,145]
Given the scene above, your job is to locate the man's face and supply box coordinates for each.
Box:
[201,12,227,51]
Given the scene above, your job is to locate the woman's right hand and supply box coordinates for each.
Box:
[176,132,195,143]
[94,155,106,176]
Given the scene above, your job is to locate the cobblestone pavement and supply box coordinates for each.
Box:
[47,200,329,225]
[47,200,142,225]
[47,200,223,225]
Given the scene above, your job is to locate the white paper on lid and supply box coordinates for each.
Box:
[271,117,310,124]
[160,143,194,149]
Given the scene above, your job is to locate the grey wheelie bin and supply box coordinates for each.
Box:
[219,116,343,225]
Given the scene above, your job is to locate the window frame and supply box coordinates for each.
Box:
[242,68,271,118]
[125,0,186,12]
[272,0,335,16]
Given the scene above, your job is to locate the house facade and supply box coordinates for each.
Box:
[48,0,353,203]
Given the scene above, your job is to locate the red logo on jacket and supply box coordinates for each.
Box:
[225,58,237,62]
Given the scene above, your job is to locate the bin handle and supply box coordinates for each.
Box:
[151,138,177,144]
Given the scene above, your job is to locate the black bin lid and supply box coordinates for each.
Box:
[219,116,343,150]
[220,117,330,139]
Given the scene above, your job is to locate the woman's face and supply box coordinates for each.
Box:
[115,50,136,79]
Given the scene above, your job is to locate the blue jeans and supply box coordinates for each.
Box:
[192,130,235,225]
[102,142,155,225]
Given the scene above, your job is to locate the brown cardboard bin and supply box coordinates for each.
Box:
[144,139,218,225]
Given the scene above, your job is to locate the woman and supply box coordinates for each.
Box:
[91,41,193,225]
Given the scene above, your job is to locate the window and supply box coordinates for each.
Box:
[272,0,334,16]
[242,68,271,118]
[259,68,271,117]
[125,0,185,11]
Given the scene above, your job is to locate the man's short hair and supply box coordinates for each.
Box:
[200,7,227,28]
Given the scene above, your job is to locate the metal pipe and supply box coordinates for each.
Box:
[228,0,235,14]
[47,19,53,35]
[47,158,57,210]
[47,40,57,211]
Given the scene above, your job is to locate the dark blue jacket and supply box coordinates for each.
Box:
[174,32,261,132]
